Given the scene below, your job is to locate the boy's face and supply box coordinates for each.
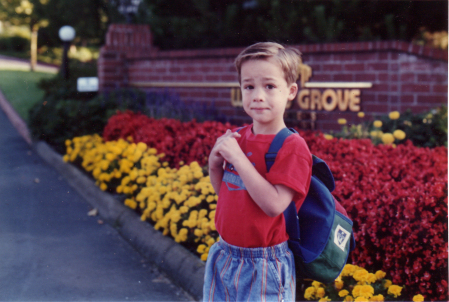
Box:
[240,57,298,134]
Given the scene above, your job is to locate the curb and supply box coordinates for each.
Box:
[34,142,205,301]
[0,88,205,301]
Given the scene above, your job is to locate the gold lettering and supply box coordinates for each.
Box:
[338,89,350,111]
[321,89,338,111]
[349,89,361,111]
[297,89,310,110]
[230,88,242,107]
[310,89,322,110]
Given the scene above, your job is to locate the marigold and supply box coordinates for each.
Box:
[373,120,382,128]
[335,280,344,290]
[318,297,331,302]
[359,285,374,299]
[343,296,354,302]
[353,269,369,282]
[304,287,316,300]
[381,133,395,145]
[338,118,347,125]
[371,294,385,302]
[413,294,424,302]
[374,270,386,280]
[387,285,402,298]
[389,111,400,120]
[339,289,349,297]
[354,297,368,302]
[324,134,333,140]
[316,287,325,298]
[357,112,365,118]
[383,279,392,289]
[393,129,406,140]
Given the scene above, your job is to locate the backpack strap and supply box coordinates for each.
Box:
[265,128,301,245]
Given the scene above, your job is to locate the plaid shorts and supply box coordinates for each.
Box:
[203,237,296,302]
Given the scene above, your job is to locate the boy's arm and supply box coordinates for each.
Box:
[214,130,295,217]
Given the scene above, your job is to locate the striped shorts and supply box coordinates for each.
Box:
[203,237,296,302]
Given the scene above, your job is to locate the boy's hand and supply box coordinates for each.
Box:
[209,130,243,169]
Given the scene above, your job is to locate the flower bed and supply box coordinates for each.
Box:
[64,112,447,301]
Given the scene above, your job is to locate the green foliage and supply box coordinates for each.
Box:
[136,0,447,50]
[0,36,30,52]
[377,106,448,148]
[328,106,448,149]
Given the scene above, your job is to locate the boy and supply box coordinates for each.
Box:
[204,42,312,302]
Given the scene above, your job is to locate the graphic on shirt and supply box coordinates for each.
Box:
[222,153,254,191]
[334,225,350,251]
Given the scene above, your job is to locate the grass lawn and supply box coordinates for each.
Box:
[0,70,55,122]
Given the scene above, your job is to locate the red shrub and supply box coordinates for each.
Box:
[103,111,448,301]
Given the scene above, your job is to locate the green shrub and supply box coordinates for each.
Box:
[376,106,447,148]
[0,36,30,52]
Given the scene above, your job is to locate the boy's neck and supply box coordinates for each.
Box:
[251,121,287,135]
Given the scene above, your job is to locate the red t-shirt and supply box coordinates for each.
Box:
[215,125,312,248]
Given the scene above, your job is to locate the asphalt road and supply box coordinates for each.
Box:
[0,107,193,301]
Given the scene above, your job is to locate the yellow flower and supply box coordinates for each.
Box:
[304,287,316,300]
[373,120,382,128]
[366,273,377,284]
[389,111,400,120]
[200,253,208,261]
[100,182,107,191]
[357,112,365,118]
[197,244,207,254]
[343,296,354,302]
[352,285,363,298]
[381,133,395,145]
[413,294,424,302]
[359,285,374,299]
[324,134,334,140]
[353,269,369,283]
[354,297,368,302]
[393,129,406,140]
[318,297,331,302]
[335,280,344,290]
[339,290,350,297]
[387,285,402,298]
[342,264,358,277]
[312,281,324,288]
[338,118,347,125]
[374,270,386,280]
[316,287,325,298]
[370,294,384,302]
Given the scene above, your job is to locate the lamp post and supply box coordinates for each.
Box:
[58,25,75,80]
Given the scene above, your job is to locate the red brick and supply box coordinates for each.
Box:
[417,74,447,82]
[190,75,203,81]
[401,95,415,104]
[363,103,389,113]
[333,74,353,81]
[400,73,415,82]
[221,75,237,81]
[432,84,448,93]
[417,95,447,104]
[409,105,432,114]
[354,74,376,81]
[372,84,390,92]
[402,84,431,93]
[333,53,354,61]
[367,63,388,71]
[378,73,389,81]
[310,74,332,81]
[356,53,378,61]
[205,75,220,81]
[175,75,189,81]
[182,66,196,73]
[344,63,365,71]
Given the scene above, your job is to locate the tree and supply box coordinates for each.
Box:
[135,0,448,50]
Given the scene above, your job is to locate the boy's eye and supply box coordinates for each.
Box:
[266,84,275,89]
[244,85,254,90]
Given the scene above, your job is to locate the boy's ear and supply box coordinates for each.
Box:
[288,83,299,101]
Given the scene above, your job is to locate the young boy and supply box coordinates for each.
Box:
[203,42,312,302]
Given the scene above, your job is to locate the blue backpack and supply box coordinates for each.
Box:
[265,128,356,284]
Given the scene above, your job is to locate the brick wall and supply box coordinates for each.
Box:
[98,24,448,130]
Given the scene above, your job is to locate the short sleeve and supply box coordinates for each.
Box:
[265,134,312,208]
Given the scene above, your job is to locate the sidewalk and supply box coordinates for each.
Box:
[0,85,203,300]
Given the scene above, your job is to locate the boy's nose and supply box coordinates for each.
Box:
[252,88,265,102]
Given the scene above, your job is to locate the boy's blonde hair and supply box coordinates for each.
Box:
[234,42,302,85]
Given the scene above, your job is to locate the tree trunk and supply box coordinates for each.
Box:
[30,24,38,72]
